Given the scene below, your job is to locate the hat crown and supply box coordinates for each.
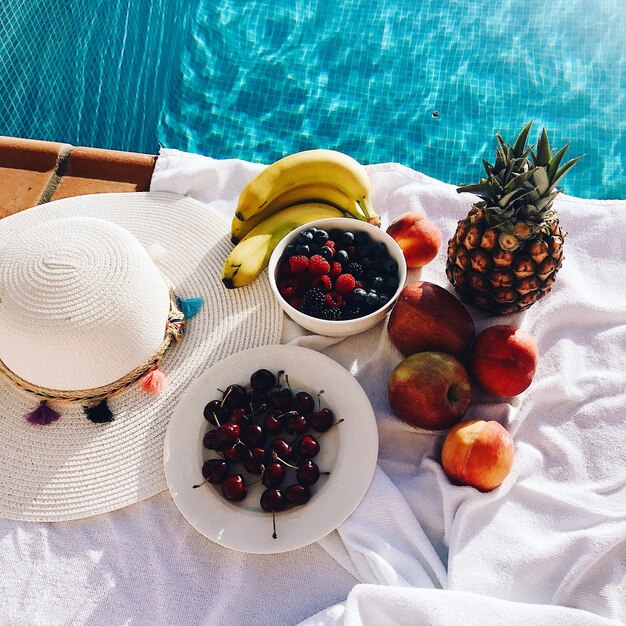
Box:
[0,217,170,390]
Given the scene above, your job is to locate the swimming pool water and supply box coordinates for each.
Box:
[1,1,624,199]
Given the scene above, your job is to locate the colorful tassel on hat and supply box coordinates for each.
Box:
[177,296,203,320]
[140,367,167,395]
[83,399,114,423]
[25,401,61,426]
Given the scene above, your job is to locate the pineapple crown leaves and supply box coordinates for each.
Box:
[458,121,584,234]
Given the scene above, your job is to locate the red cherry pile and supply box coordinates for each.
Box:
[195,368,341,539]
[276,226,400,321]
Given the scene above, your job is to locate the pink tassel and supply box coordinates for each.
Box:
[25,401,61,426]
[140,368,167,395]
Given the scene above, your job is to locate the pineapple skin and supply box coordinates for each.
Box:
[446,205,566,315]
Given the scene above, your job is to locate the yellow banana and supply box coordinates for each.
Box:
[235,149,379,226]
[222,203,346,289]
[230,183,363,243]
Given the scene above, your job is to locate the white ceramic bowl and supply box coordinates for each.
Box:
[268,218,407,337]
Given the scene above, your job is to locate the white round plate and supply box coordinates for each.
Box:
[164,344,379,554]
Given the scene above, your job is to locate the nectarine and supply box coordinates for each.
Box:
[468,325,538,397]
[387,351,471,430]
[441,419,514,491]
[386,211,441,268]
[387,281,476,358]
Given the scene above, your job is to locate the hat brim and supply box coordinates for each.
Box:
[0,191,283,521]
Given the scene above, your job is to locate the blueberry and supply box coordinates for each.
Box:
[360,256,374,270]
[285,244,298,256]
[373,242,387,256]
[358,244,373,258]
[341,231,355,246]
[364,268,378,281]
[365,292,379,308]
[297,230,314,244]
[370,276,384,291]
[309,244,321,255]
[313,229,329,244]
[384,276,399,293]
[384,259,398,274]
[354,231,370,245]
[319,246,333,261]
[374,256,387,270]
[336,250,349,265]
[296,244,310,256]
[351,288,367,304]
[329,228,343,241]
[379,293,390,306]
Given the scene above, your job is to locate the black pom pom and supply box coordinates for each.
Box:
[83,399,114,423]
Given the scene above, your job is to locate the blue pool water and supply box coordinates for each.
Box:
[1,1,624,199]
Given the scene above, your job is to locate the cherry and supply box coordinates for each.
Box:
[203,400,228,426]
[200,458,230,484]
[293,391,315,415]
[250,368,276,392]
[203,430,229,451]
[243,424,265,447]
[215,422,241,444]
[221,474,247,501]
[229,408,252,429]
[310,408,335,432]
[297,460,325,486]
[296,435,320,459]
[269,438,293,461]
[243,447,265,474]
[249,391,269,414]
[270,388,293,411]
[260,488,287,539]
[285,413,308,435]
[260,488,286,513]
[263,410,284,435]
[222,384,248,408]
[285,484,311,505]
[262,462,285,487]
[223,442,248,463]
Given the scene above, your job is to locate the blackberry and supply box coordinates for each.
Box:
[346,262,363,277]
[300,288,325,315]
[320,307,342,321]
[343,305,363,319]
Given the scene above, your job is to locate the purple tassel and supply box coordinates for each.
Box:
[25,401,61,426]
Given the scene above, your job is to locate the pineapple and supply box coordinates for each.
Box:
[446,122,583,315]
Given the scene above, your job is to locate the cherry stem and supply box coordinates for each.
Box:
[276,370,285,388]
[317,389,325,411]
[219,387,233,408]
[272,509,278,539]
[192,479,209,489]
[285,374,292,390]
[317,418,345,438]
[274,453,299,470]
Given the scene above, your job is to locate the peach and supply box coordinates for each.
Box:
[387,281,476,359]
[468,325,538,397]
[387,351,471,430]
[441,419,515,491]
[386,211,441,268]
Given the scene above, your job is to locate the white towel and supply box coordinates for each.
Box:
[152,149,626,625]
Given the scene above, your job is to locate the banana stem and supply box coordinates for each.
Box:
[359,197,380,227]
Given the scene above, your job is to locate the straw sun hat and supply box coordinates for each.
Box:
[0,191,282,522]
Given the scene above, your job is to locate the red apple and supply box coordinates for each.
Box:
[387,351,471,430]
[386,211,441,268]
[441,419,514,491]
[468,325,538,397]
[387,281,475,358]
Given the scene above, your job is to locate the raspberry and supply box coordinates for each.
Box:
[335,273,356,295]
[324,240,335,250]
[308,255,331,275]
[330,262,343,279]
[354,280,364,290]
[321,307,342,321]
[325,292,344,309]
[288,296,302,310]
[278,278,300,300]
[300,289,325,315]
[279,259,293,277]
[311,274,332,293]
[346,246,358,259]
[289,255,309,274]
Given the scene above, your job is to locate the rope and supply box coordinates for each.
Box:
[0,292,185,405]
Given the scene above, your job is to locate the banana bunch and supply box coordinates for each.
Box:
[222,149,380,289]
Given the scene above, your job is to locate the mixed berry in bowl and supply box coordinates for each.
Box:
[276,226,401,321]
